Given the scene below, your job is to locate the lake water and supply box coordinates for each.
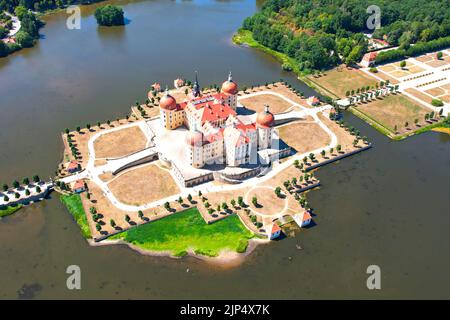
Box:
[0,0,449,299]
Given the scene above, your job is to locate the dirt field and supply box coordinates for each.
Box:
[238,82,311,109]
[355,94,429,133]
[239,94,293,114]
[308,67,378,98]
[94,125,147,159]
[246,187,285,216]
[404,88,434,105]
[278,121,331,154]
[108,164,179,206]
[380,61,424,78]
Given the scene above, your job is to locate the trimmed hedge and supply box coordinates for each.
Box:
[376,36,450,64]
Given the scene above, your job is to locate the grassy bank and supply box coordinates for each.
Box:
[0,204,23,218]
[60,194,91,239]
[110,208,255,257]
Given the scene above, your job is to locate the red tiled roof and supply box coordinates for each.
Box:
[200,103,236,124]
[73,180,85,190]
[271,224,281,234]
[302,211,312,222]
[67,161,78,170]
[363,52,378,61]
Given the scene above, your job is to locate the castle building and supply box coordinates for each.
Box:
[159,73,276,168]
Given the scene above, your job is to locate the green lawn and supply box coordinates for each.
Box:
[60,194,92,239]
[111,208,255,257]
[0,204,23,218]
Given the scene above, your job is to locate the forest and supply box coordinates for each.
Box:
[0,0,103,13]
[242,0,450,71]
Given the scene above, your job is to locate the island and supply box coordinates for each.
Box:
[94,5,125,26]
[50,72,373,264]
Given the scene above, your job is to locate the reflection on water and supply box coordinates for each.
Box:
[0,0,449,299]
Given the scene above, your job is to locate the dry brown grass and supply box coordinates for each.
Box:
[278,121,331,154]
[404,88,433,105]
[239,94,292,114]
[98,172,114,182]
[246,187,285,216]
[355,94,429,133]
[108,164,179,206]
[318,113,361,151]
[440,95,450,103]
[425,87,446,97]
[308,67,378,98]
[94,125,147,159]
[241,83,311,108]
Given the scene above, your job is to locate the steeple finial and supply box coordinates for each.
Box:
[264,104,270,113]
[192,71,200,97]
[228,71,232,82]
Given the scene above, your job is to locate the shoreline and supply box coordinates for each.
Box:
[231,29,332,100]
[88,237,269,267]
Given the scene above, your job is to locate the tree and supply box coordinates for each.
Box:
[96,223,101,232]
[230,199,236,207]
[16,31,34,48]
[23,177,29,185]
[164,202,170,211]
[0,39,8,58]
[405,121,409,128]
[125,214,131,223]
[252,196,258,207]
[336,145,342,153]
[2,184,8,192]
[64,128,70,135]
[321,150,326,158]
[275,187,282,197]
[178,196,183,204]
[25,189,30,196]
[86,124,91,130]
[400,61,406,69]
[237,196,244,207]
[431,99,444,107]
[187,194,193,203]
[94,5,125,26]
[138,210,144,220]
[222,202,228,211]
[437,51,443,60]
[35,186,41,193]
[110,219,116,228]
[12,181,20,189]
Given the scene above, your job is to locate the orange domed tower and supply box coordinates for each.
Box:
[159,88,185,130]
[185,130,205,168]
[220,72,238,110]
[256,105,275,150]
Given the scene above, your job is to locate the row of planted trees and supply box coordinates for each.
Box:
[1,176,42,202]
[392,109,445,133]
[346,81,400,105]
